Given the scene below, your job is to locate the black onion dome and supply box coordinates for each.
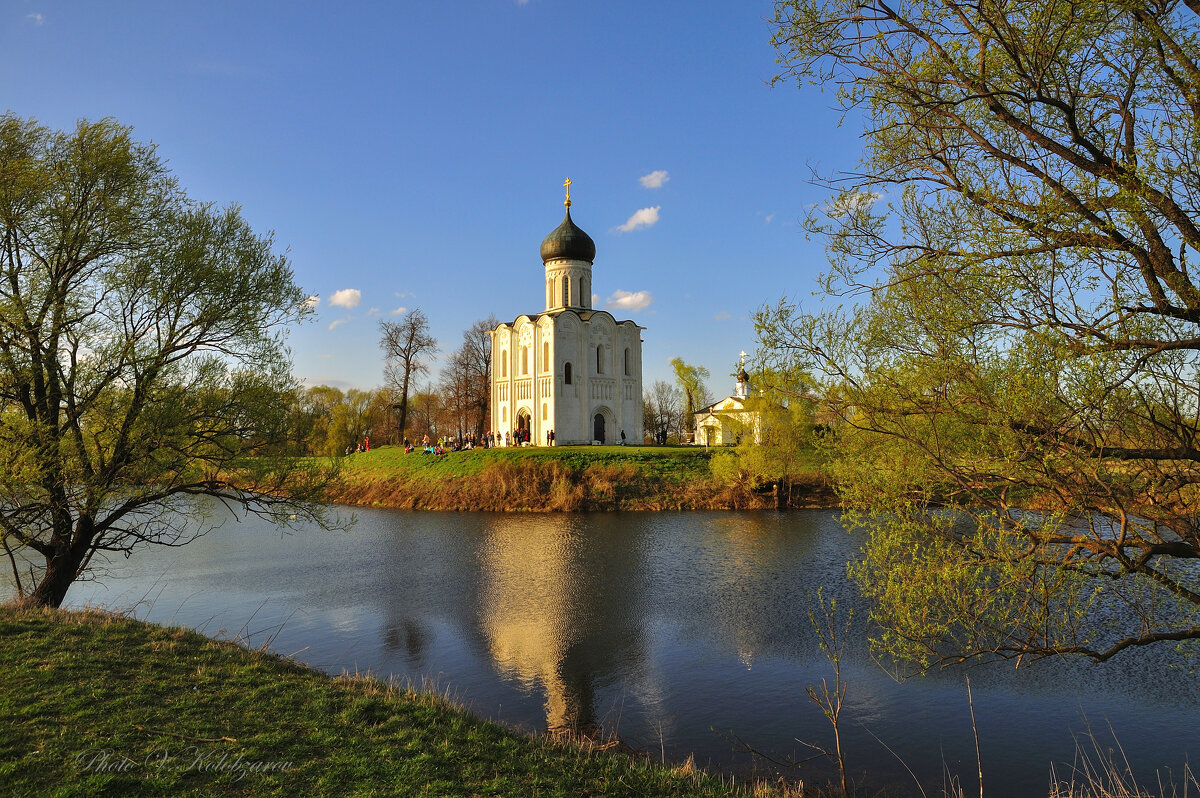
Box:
[737,366,750,383]
[540,208,596,263]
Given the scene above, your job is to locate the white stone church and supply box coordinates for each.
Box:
[489,188,644,445]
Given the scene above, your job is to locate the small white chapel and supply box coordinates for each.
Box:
[694,353,761,446]
[489,181,645,445]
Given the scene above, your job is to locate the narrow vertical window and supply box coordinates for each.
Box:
[522,347,528,375]
[543,341,549,368]
[562,276,569,306]
[502,356,507,378]
[596,344,603,374]
[542,403,547,420]
[565,362,573,384]
[624,347,630,376]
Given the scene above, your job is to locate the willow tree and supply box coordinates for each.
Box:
[0,115,331,608]
[765,0,1200,666]
[670,357,710,435]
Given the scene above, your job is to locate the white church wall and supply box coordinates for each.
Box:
[618,322,643,443]
[551,314,579,443]
[487,201,645,447]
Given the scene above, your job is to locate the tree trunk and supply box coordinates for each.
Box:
[397,373,411,441]
[21,547,85,608]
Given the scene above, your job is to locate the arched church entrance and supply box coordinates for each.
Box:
[593,412,605,444]
[516,408,532,445]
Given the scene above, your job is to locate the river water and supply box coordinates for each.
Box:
[46,506,1199,795]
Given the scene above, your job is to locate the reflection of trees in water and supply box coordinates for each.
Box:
[383,618,431,664]
[477,514,650,736]
[377,516,490,670]
[652,511,843,666]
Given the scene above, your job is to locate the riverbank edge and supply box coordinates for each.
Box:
[321,445,838,512]
[0,606,791,797]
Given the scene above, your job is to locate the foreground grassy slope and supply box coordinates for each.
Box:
[325,445,832,511]
[0,607,761,797]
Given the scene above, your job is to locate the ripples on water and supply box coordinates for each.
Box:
[26,505,1198,797]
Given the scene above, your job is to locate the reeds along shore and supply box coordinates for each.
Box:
[323,450,835,512]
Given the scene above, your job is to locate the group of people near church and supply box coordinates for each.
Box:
[400,428,549,454]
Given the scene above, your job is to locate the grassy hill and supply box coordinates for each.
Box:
[0,607,779,797]
[323,445,831,511]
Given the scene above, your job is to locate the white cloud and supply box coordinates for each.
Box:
[639,170,669,189]
[303,295,320,309]
[591,293,601,307]
[298,375,355,389]
[328,318,351,331]
[389,305,408,316]
[329,288,361,309]
[366,307,381,317]
[713,311,732,321]
[25,13,44,25]
[764,213,776,225]
[615,206,661,233]
[826,191,884,218]
[604,290,653,312]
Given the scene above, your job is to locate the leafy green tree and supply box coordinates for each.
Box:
[765,0,1200,665]
[0,115,331,608]
[326,389,374,457]
[364,386,401,447]
[709,394,814,508]
[290,385,345,456]
[669,357,710,436]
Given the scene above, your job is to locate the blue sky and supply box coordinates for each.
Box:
[3,1,857,395]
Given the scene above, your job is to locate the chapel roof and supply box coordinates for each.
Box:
[695,396,748,416]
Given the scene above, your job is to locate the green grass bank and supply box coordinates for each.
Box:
[0,607,782,797]
[323,445,833,511]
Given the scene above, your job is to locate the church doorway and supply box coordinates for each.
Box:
[516,408,532,445]
[593,412,606,444]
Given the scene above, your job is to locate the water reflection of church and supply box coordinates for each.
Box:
[489,181,645,445]
[476,516,648,735]
[377,513,809,741]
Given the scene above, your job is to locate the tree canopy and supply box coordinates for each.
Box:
[765,0,1200,666]
[0,115,330,608]
[670,357,710,435]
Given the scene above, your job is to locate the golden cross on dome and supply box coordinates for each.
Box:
[563,177,572,207]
